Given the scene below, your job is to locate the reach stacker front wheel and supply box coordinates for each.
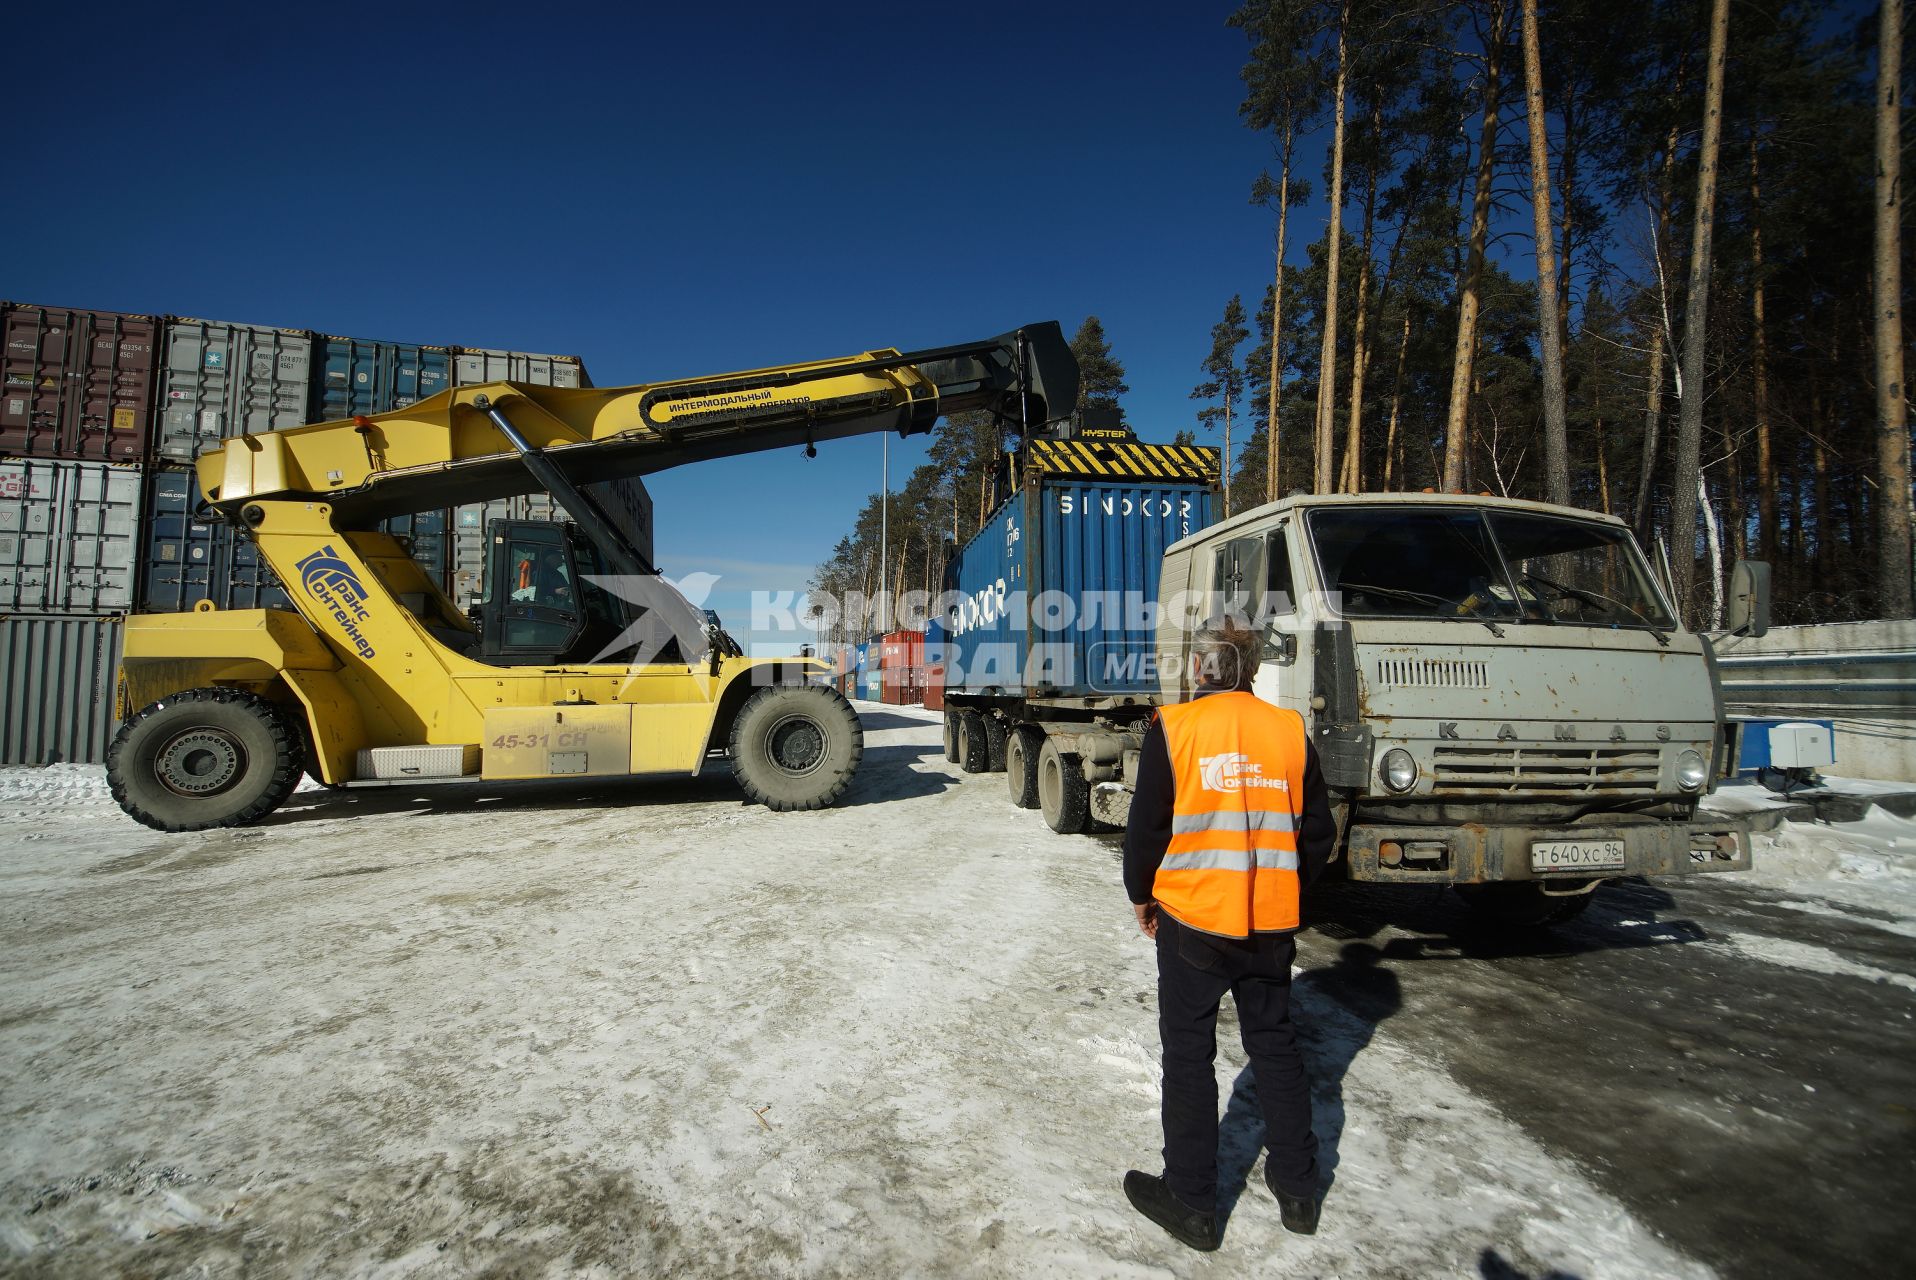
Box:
[106,688,304,832]
[728,685,863,811]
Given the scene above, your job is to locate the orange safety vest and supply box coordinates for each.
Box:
[1154,691,1309,937]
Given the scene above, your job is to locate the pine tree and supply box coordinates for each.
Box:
[1520,0,1571,504]
[1874,0,1910,615]
[1069,316,1131,425]
[1192,296,1252,516]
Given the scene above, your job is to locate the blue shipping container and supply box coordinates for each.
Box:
[141,469,450,611]
[311,336,453,590]
[141,467,293,611]
[379,509,451,592]
[314,337,451,421]
[940,478,1216,697]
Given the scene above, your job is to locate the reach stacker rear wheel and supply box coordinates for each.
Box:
[729,685,864,811]
[107,688,304,832]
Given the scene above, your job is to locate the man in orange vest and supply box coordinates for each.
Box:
[1121,621,1335,1251]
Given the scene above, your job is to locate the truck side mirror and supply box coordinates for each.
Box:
[1727,560,1771,638]
[1263,630,1297,665]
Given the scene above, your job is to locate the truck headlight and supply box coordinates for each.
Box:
[1379,748,1418,793]
[1675,748,1708,791]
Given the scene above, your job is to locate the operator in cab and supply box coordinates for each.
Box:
[1120,620,1336,1252]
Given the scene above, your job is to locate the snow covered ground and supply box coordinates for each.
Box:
[0,709,1911,1278]
[1704,779,1916,937]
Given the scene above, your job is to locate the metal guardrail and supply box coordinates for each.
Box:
[1714,633,1916,717]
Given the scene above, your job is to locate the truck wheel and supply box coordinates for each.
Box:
[729,685,863,811]
[943,711,961,764]
[1454,882,1596,928]
[957,712,992,774]
[983,715,1008,772]
[1037,737,1089,834]
[107,688,303,832]
[1006,726,1043,808]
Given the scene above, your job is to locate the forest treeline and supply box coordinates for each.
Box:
[810,0,1909,639]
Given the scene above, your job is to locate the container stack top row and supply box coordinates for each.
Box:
[1,301,591,464]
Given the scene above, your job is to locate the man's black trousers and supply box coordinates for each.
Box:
[1155,913,1319,1212]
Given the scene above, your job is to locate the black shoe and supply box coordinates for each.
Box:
[1123,1171,1219,1252]
[1265,1163,1320,1234]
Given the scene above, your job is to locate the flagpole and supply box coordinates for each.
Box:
[880,432,889,636]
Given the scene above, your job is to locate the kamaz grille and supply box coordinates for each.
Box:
[1430,745,1663,795]
[1375,658,1490,689]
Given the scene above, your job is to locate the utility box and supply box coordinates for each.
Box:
[1733,717,1837,772]
[356,744,480,779]
[1768,721,1836,771]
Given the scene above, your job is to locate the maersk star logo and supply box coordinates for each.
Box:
[581,572,722,664]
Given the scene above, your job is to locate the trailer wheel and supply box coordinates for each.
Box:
[1006,725,1043,809]
[957,712,992,774]
[107,688,303,832]
[943,711,961,764]
[729,685,863,811]
[1454,881,1596,928]
[1037,737,1089,834]
[982,715,1008,772]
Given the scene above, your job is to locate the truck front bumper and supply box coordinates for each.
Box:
[1344,816,1753,885]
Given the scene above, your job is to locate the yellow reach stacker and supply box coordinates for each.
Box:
[106,323,1078,830]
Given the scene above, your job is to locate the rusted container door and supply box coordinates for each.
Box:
[1,304,157,462]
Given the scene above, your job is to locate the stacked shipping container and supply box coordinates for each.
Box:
[0,298,647,764]
[878,629,926,705]
[3,307,156,763]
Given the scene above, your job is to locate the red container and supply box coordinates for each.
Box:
[880,671,924,706]
[880,629,924,671]
[1,304,158,461]
[923,662,946,712]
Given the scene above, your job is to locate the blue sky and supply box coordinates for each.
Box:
[37,0,1865,646]
[4,2,1307,644]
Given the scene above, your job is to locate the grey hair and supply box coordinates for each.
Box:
[1191,618,1259,691]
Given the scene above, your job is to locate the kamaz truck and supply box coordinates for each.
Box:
[938,487,1766,925]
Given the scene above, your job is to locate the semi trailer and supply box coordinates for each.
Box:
[938,485,1768,925]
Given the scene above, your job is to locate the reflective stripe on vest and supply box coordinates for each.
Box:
[1153,691,1309,937]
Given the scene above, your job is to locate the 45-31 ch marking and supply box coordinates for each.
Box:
[490,732,590,750]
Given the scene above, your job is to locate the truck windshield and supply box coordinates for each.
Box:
[1307,506,1674,631]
